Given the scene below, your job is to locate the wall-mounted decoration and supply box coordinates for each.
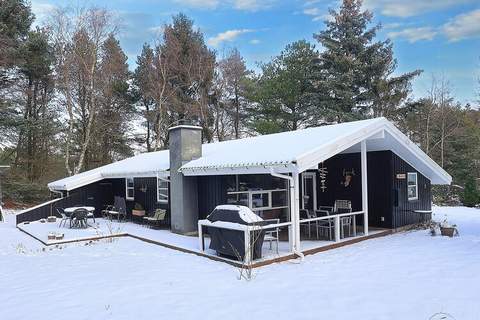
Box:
[396,173,406,179]
[341,168,355,187]
[318,162,328,192]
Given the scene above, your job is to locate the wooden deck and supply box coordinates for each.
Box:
[17,221,393,269]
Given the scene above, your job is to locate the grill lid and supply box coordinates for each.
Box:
[207,205,263,225]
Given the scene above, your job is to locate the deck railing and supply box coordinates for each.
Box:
[198,210,367,264]
[299,210,365,241]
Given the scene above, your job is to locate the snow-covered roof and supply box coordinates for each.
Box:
[181,117,451,184]
[48,150,170,191]
[48,117,451,191]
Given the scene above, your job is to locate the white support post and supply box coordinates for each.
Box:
[198,222,204,251]
[293,171,301,252]
[334,215,340,242]
[244,226,251,264]
[361,140,369,236]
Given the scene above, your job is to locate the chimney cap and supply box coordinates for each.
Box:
[168,125,203,132]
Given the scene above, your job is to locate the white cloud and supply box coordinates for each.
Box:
[443,9,480,42]
[31,1,56,25]
[301,6,331,22]
[233,0,274,11]
[148,25,165,36]
[303,7,321,16]
[172,0,273,11]
[387,27,438,43]
[173,0,219,9]
[208,29,255,47]
[249,39,261,44]
[364,0,475,17]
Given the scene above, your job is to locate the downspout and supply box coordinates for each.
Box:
[269,168,304,261]
[49,188,64,199]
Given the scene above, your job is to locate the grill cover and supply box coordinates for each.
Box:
[207,205,267,261]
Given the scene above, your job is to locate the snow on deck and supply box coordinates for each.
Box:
[17,217,387,264]
[1,206,479,319]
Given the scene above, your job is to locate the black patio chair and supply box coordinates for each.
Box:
[70,208,88,228]
[106,196,127,222]
[56,207,70,228]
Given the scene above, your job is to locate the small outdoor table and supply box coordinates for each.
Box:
[64,206,96,223]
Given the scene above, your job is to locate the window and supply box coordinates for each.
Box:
[407,172,418,201]
[227,192,249,206]
[157,177,169,203]
[126,178,134,200]
[251,192,270,209]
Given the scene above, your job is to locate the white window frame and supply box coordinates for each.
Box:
[407,172,418,201]
[157,176,169,203]
[227,189,288,212]
[126,177,134,201]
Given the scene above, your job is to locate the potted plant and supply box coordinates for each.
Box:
[132,203,145,218]
[440,217,458,237]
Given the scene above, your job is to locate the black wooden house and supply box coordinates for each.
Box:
[20,117,450,253]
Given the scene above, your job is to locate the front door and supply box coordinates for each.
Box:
[302,172,317,211]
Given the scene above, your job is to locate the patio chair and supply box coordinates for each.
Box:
[56,208,70,228]
[106,197,127,222]
[70,208,88,229]
[299,209,316,239]
[263,219,280,254]
[334,200,353,238]
[314,209,333,240]
[143,208,166,228]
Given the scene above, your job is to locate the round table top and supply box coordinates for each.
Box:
[64,206,95,213]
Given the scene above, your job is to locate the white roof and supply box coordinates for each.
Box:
[48,150,170,191]
[48,117,451,191]
[181,117,451,184]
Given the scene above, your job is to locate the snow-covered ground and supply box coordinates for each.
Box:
[1,206,479,319]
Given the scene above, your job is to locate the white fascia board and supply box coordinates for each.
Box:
[181,164,296,176]
[384,122,452,185]
[103,170,169,179]
[295,121,387,173]
[48,172,104,192]
[49,170,170,191]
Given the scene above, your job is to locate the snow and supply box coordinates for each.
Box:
[211,205,263,223]
[1,206,479,319]
[49,117,451,191]
[47,149,170,191]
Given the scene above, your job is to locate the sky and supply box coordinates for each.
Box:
[31,0,480,104]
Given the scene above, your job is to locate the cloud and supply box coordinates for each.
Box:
[443,9,480,42]
[173,0,219,9]
[302,6,331,22]
[31,1,56,25]
[233,0,274,11]
[363,0,475,17]
[208,29,255,47]
[387,27,438,43]
[148,25,165,37]
[249,39,261,44]
[172,0,273,11]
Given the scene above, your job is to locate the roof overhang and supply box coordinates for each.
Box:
[180,119,451,185]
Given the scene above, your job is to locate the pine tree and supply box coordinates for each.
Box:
[312,0,421,121]
[248,40,318,134]
[462,176,479,207]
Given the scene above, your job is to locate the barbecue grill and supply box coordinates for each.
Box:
[207,205,269,260]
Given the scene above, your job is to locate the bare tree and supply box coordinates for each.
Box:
[218,48,251,139]
[49,7,117,175]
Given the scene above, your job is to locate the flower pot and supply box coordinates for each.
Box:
[47,216,56,223]
[132,210,145,217]
[440,227,456,237]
